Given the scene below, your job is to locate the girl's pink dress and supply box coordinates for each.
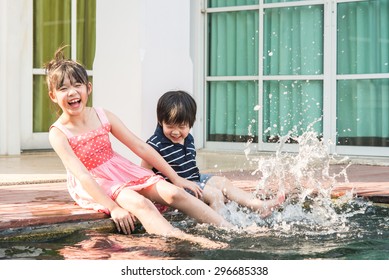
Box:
[50,107,165,214]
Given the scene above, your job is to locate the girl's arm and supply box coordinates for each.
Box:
[140,159,153,169]
[49,127,135,234]
[106,109,203,198]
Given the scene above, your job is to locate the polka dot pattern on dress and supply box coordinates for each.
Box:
[69,123,114,170]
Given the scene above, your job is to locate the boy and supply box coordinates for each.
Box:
[141,90,284,217]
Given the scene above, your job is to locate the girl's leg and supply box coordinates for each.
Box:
[139,180,233,228]
[115,188,175,235]
[115,188,226,248]
[206,176,285,217]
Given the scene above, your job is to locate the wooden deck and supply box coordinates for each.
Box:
[0,183,107,230]
[1,164,389,240]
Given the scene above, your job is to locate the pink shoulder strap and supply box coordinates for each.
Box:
[94,107,109,125]
[50,121,73,138]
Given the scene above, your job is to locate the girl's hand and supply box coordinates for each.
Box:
[110,206,137,235]
[172,177,203,199]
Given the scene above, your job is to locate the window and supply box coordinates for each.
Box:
[204,0,389,155]
[33,0,96,132]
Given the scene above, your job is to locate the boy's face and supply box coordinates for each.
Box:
[161,121,190,145]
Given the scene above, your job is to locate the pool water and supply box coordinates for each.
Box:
[1,199,389,260]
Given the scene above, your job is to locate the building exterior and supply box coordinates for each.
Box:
[1,0,388,161]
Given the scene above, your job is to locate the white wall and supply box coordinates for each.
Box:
[93,0,193,164]
[0,0,7,154]
[140,0,193,140]
[0,0,30,155]
[93,0,142,163]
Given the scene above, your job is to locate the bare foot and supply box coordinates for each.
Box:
[258,191,285,218]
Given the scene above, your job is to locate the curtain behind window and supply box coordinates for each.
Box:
[207,4,324,143]
[337,0,389,146]
[263,5,324,141]
[207,10,259,142]
[207,1,388,147]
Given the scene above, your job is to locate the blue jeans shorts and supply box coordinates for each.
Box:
[186,173,213,196]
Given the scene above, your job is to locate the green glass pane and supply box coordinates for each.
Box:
[33,75,58,132]
[337,0,389,75]
[33,0,71,68]
[208,11,259,76]
[207,81,258,142]
[87,76,93,107]
[263,5,323,75]
[337,79,389,146]
[265,0,306,3]
[77,0,96,69]
[263,80,323,142]
[208,0,258,8]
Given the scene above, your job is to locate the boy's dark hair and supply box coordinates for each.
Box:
[157,90,197,128]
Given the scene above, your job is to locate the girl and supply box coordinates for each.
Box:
[46,46,232,247]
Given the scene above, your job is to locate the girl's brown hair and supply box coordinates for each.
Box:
[44,45,89,92]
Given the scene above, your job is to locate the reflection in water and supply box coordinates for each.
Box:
[59,232,177,260]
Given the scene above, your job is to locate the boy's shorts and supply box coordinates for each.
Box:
[186,173,213,196]
[195,173,213,189]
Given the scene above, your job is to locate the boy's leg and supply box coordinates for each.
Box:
[194,173,228,212]
[206,176,284,216]
[202,186,226,212]
[139,180,233,228]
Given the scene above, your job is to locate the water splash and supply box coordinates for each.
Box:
[223,126,370,236]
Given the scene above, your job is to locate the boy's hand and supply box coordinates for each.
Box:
[173,177,203,199]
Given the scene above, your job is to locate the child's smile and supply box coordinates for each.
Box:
[162,122,190,145]
[68,98,81,108]
[50,76,91,114]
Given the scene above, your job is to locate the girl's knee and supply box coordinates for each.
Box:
[117,189,155,211]
[132,195,155,210]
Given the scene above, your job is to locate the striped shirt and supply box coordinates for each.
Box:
[146,125,200,182]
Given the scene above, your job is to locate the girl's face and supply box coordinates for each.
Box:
[49,75,91,116]
[162,121,190,145]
